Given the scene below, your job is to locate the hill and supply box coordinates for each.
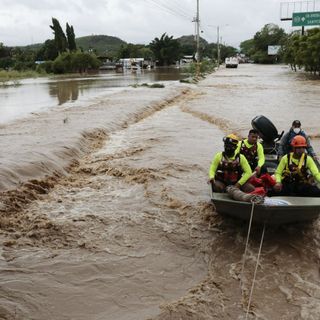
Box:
[17,34,211,57]
[176,35,209,55]
[76,35,127,55]
[177,35,209,47]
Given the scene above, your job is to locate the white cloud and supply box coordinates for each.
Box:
[0,0,304,47]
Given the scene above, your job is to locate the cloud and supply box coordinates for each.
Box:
[0,0,298,47]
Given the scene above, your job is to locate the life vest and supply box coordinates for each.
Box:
[240,140,258,169]
[282,152,309,184]
[215,153,242,185]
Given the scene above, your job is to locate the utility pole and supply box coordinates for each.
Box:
[217,26,220,68]
[195,0,200,77]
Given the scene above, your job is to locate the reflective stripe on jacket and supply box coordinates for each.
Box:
[236,139,265,170]
[282,153,308,183]
[275,153,320,184]
[209,152,252,186]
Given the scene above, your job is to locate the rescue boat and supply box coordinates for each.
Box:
[210,115,320,225]
[211,192,320,225]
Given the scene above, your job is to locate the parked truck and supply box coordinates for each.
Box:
[225,57,239,68]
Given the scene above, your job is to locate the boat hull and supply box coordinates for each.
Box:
[211,193,320,225]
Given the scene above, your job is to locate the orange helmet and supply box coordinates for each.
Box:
[291,135,307,148]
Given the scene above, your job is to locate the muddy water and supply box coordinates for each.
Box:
[0,64,320,320]
[0,68,186,124]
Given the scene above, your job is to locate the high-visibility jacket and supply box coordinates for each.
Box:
[278,129,316,157]
[275,152,320,184]
[209,152,252,186]
[236,139,265,170]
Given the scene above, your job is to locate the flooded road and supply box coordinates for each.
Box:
[0,64,319,319]
[0,68,186,124]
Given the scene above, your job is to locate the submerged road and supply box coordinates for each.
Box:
[0,64,319,319]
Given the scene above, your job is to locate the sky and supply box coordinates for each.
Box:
[0,0,318,48]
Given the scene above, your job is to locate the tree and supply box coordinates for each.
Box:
[282,28,320,75]
[240,39,255,56]
[240,24,287,63]
[36,39,59,61]
[66,23,77,51]
[116,43,154,59]
[52,52,101,74]
[149,33,181,66]
[50,17,68,54]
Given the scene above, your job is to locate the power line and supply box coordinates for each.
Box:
[159,0,194,20]
[147,0,191,20]
[144,0,192,21]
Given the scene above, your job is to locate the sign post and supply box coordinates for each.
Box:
[292,11,320,26]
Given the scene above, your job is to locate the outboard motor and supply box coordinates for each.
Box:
[251,115,284,172]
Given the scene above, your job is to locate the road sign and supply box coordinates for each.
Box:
[268,46,281,55]
[292,11,320,26]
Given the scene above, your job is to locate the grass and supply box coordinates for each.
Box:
[0,70,44,86]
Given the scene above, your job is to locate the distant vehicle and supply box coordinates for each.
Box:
[225,57,239,68]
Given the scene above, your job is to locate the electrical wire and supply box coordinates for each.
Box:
[143,0,192,22]
[147,0,191,20]
[159,0,193,19]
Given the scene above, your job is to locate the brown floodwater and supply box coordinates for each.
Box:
[0,64,319,320]
[0,68,187,124]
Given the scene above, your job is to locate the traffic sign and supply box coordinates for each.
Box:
[292,11,320,26]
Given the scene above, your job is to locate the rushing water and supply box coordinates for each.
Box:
[0,64,320,320]
[0,68,187,124]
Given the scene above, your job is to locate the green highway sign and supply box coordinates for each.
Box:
[292,11,320,26]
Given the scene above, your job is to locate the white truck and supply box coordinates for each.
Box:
[225,57,239,68]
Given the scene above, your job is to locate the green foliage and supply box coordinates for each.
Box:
[36,61,54,74]
[116,44,154,59]
[149,33,181,66]
[11,47,37,70]
[0,57,14,69]
[50,18,68,54]
[219,45,238,62]
[177,35,208,57]
[0,70,39,85]
[282,28,320,74]
[240,39,255,56]
[240,24,287,63]
[52,52,101,74]
[182,60,216,77]
[36,39,59,61]
[66,23,77,52]
[0,43,10,59]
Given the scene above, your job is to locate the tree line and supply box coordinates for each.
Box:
[282,27,320,75]
[240,23,320,76]
[240,24,287,64]
[0,18,237,75]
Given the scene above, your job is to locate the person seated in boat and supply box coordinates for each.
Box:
[273,135,320,197]
[208,134,254,193]
[278,120,318,161]
[236,129,265,176]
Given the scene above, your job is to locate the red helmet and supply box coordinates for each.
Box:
[291,135,307,148]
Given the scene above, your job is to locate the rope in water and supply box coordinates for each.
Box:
[245,222,266,319]
[240,201,255,287]
[240,201,267,319]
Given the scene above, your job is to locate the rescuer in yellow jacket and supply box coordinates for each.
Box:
[236,129,265,175]
[209,134,254,193]
[273,135,320,197]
